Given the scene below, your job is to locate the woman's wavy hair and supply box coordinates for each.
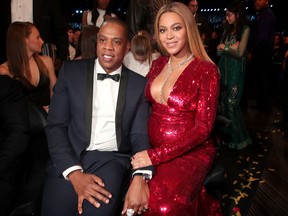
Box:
[154,2,213,63]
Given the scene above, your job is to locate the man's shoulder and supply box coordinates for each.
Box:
[124,66,147,82]
[61,59,94,70]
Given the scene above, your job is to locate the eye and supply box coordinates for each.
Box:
[173,26,182,31]
[98,37,105,43]
[159,28,166,33]
[113,40,121,45]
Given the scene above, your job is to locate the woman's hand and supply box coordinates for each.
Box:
[217,43,225,51]
[131,150,152,169]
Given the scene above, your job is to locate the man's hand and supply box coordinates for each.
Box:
[122,176,150,215]
[131,150,152,170]
[68,170,112,214]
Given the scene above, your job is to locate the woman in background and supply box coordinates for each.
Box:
[0,22,56,112]
[123,2,221,215]
[217,0,252,150]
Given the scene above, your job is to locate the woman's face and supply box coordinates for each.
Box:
[158,12,190,56]
[97,0,110,10]
[26,26,44,54]
[226,10,236,25]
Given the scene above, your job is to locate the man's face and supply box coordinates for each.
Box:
[188,0,198,15]
[97,22,129,73]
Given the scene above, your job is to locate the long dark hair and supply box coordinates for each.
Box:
[75,25,99,59]
[221,0,248,43]
[6,22,48,88]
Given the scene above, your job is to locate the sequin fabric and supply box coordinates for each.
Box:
[144,56,222,215]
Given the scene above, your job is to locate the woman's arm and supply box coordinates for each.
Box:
[41,55,56,97]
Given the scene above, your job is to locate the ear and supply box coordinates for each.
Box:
[126,41,130,54]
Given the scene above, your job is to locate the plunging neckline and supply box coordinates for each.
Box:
[150,57,195,106]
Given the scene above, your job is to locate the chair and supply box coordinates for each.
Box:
[9,101,48,216]
[203,115,232,198]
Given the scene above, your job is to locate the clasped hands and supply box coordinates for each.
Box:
[122,150,152,215]
[217,42,239,51]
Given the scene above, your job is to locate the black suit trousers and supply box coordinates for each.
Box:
[41,151,131,216]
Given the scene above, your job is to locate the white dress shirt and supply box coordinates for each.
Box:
[63,59,152,180]
[63,59,121,179]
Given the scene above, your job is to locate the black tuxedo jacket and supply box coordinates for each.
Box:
[0,0,68,62]
[46,59,152,177]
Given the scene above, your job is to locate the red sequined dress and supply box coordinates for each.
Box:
[145,56,222,215]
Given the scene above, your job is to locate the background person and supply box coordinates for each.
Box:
[0,0,68,68]
[217,0,252,150]
[0,22,56,111]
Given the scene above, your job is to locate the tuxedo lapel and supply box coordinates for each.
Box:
[115,67,128,148]
[84,59,95,143]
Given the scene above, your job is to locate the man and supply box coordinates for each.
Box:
[247,0,275,111]
[0,0,68,64]
[0,75,30,216]
[187,0,212,49]
[41,18,153,216]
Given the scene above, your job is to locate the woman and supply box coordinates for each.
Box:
[0,22,56,112]
[217,0,252,150]
[124,2,221,215]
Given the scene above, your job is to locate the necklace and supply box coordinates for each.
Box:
[159,54,193,104]
[168,54,193,72]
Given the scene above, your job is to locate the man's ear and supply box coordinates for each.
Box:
[126,41,131,54]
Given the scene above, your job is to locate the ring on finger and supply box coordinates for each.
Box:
[127,208,135,216]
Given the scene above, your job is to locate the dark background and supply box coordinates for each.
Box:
[62,0,287,33]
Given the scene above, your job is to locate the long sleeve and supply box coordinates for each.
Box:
[147,63,220,165]
[227,26,250,59]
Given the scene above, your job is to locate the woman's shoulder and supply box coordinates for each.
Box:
[0,63,13,77]
[194,58,220,76]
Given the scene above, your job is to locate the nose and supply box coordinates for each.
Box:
[166,29,174,40]
[40,37,44,46]
[104,40,114,50]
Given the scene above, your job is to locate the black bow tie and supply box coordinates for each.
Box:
[97,73,120,82]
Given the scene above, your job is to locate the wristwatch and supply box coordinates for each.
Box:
[133,173,151,182]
